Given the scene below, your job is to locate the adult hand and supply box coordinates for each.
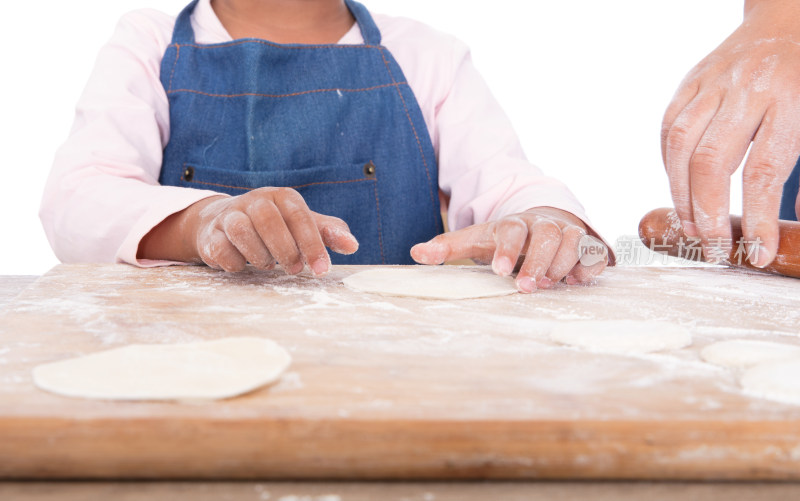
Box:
[410,207,608,293]
[661,0,800,267]
[139,188,359,274]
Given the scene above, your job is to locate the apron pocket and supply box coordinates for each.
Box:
[178,161,385,264]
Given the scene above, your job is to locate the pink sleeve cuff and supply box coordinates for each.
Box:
[115,188,227,267]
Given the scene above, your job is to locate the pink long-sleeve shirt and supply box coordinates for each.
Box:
[40,0,600,267]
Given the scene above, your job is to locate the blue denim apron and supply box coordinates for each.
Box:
[158,0,443,264]
[780,158,800,221]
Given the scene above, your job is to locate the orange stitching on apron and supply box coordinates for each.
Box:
[167,44,181,92]
[181,169,374,192]
[376,47,436,208]
[167,82,404,99]
[372,177,386,264]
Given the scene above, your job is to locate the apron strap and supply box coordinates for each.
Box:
[171,0,200,44]
[345,0,382,45]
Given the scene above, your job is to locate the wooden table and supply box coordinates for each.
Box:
[1,265,800,498]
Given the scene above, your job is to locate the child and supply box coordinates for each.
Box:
[40,0,611,293]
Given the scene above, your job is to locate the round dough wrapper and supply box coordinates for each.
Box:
[701,339,800,369]
[32,337,291,401]
[742,358,800,406]
[550,320,692,354]
[343,266,517,299]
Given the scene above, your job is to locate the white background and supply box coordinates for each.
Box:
[0,1,742,275]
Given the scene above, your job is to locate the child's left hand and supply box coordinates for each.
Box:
[410,207,608,293]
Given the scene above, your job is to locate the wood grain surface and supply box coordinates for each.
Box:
[1,264,799,480]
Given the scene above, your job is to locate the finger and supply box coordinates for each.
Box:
[515,219,562,293]
[689,102,761,262]
[221,211,274,269]
[741,109,800,267]
[248,197,304,275]
[410,223,494,265]
[545,225,583,283]
[491,217,528,276]
[313,213,359,255]
[565,258,607,286]
[664,91,722,236]
[662,78,700,163]
[273,190,331,276]
[567,236,609,285]
[201,228,246,272]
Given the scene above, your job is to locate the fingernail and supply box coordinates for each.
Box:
[537,277,553,289]
[517,276,536,293]
[683,221,698,238]
[493,256,514,276]
[751,244,773,268]
[565,275,579,286]
[288,262,304,275]
[412,242,445,264]
[311,259,329,276]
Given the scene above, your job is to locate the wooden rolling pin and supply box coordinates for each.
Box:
[638,208,800,278]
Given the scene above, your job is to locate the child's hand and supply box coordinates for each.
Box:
[140,188,359,274]
[410,207,608,293]
[193,188,359,274]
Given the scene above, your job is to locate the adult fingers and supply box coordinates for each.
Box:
[515,219,562,293]
[689,101,761,261]
[410,223,494,265]
[661,77,700,164]
[313,213,360,255]
[741,109,800,267]
[221,211,274,269]
[663,91,722,237]
[491,216,528,276]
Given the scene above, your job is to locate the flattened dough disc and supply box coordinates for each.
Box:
[550,320,692,354]
[701,339,800,369]
[33,337,291,401]
[742,359,800,406]
[343,266,517,300]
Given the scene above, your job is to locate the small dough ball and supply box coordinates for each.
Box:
[550,320,692,354]
[742,359,800,406]
[701,340,800,369]
[343,266,517,300]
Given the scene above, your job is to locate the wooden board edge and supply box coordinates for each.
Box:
[1,417,798,480]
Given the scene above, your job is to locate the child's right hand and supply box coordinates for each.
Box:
[139,188,359,275]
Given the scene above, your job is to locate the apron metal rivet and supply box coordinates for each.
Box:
[363,161,376,177]
[183,166,195,181]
